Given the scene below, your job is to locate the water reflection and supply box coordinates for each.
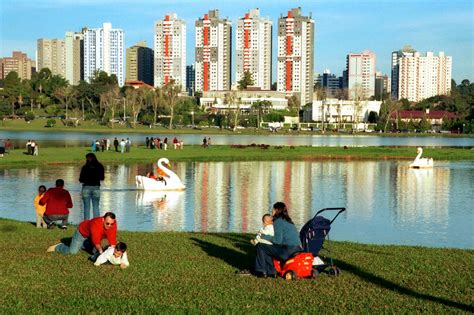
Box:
[0,160,472,249]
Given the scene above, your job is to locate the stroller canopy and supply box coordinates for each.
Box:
[299,215,331,256]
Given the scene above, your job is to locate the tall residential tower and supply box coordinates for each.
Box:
[195,10,232,92]
[154,13,186,89]
[236,8,272,90]
[37,38,66,78]
[346,50,376,100]
[126,41,154,86]
[277,7,314,107]
[83,22,125,86]
[65,31,84,85]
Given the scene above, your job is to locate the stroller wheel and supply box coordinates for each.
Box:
[328,266,341,277]
[310,268,319,279]
[284,270,297,281]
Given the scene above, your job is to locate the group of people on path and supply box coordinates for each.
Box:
[26,139,39,156]
[146,136,184,150]
[0,138,11,157]
[34,152,129,268]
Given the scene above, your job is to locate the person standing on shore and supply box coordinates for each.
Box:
[125,138,131,153]
[114,137,119,152]
[120,139,126,153]
[146,137,150,148]
[34,185,47,228]
[79,153,105,220]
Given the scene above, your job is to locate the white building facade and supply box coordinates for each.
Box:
[154,13,186,90]
[236,8,272,90]
[195,10,232,92]
[346,51,376,100]
[310,99,382,123]
[396,51,452,102]
[83,23,124,86]
[277,8,315,107]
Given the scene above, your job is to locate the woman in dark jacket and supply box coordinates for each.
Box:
[79,153,105,220]
[254,202,302,277]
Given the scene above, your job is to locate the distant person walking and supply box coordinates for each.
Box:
[40,179,73,229]
[120,139,126,153]
[125,138,131,153]
[0,139,5,157]
[114,137,119,152]
[79,153,105,220]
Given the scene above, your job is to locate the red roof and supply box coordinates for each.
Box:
[390,110,456,119]
[124,80,154,90]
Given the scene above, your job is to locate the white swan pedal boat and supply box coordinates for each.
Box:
[136,158,186,191]
[409,147,433,169]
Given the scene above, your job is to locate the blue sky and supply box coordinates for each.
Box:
[0,0,472,82]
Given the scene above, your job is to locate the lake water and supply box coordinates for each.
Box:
[1,130,474,147]
[0,160,472,249]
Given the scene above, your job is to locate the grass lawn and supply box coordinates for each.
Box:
[0,145,473,168]
[0,219,472,313]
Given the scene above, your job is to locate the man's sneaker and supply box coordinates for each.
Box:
[60,225,67,230]
[46,243,61,252]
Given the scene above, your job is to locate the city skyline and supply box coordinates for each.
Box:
[0,0,472,83]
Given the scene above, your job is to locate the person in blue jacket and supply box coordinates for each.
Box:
[253,201,302,277]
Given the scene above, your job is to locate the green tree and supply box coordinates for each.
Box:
[251,100,271,129]
[237,71,254,90]
[3,71,21,115]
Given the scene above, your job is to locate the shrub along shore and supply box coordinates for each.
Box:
[0,145,473,168]
[0,219,472,313]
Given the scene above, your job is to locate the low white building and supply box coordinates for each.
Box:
[306,98,381,123]
[200,89,288,113]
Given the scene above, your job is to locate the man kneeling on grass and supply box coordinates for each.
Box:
[47,212,117,257]
[93,242,129,269]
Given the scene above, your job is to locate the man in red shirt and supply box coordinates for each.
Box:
[40,179,73,229]
[47,212,117,255]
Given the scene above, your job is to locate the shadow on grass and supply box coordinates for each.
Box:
[191,237,254,271]
[334,259,473,312]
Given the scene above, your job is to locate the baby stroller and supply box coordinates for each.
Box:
[273,207,346,280]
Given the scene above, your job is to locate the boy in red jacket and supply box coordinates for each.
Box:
[47,212,117,255]
[40,179,73,229]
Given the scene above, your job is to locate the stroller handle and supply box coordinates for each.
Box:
[315,207,346,224]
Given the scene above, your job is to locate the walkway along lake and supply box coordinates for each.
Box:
[1,130,474,148]
[0,160,472,249]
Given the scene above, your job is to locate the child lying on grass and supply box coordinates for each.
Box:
[93,242,129,269]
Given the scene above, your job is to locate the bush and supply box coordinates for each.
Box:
[45,105,59,115]
[24,112,35,122]
[46,119,56,127]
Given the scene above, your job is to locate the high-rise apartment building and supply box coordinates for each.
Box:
[277,7,315,107]
[65,31,84,85]
[83,22,125,86]
[391,45,416,99]
[346,50,376,100]
[126,41,154,86]
[396,51,452,102]
[236,8,272,90]
[0,51,35,80]
[314,69,343,99]
[186,65,195,95]
[154,13,186,89]
[37,38,66,78]
[374,71,390,100]
[195,10,232,92]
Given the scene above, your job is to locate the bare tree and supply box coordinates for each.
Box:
[54,86,74,120]
[224,91,242,132]
[151,87,165,126]
[383,97,403,132]
[163,80,181,129]
[125,87,145,128]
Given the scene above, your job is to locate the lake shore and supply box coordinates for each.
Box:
[0,145,473,168]
[1,119,473,137]
[0,219,472,313]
